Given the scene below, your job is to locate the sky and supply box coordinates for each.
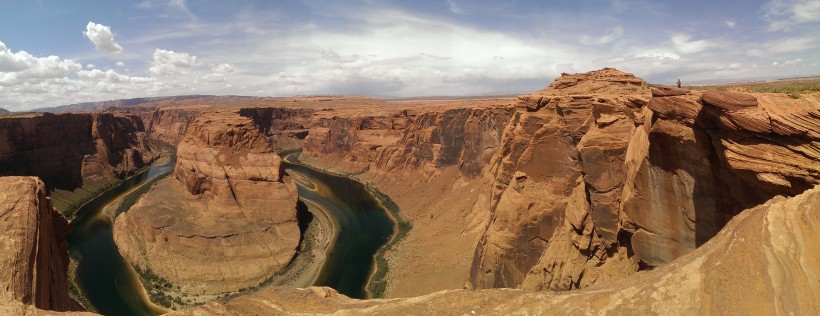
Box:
[0,0,819,111]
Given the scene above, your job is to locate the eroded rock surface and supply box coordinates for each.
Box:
[0,177,79,311]
[624,90,820,266]
[469,69,820,292]
[0,112,158,191]
[114,111,300,299]
[300,101,515,296]
[471,68,651,290]
[171,185,820,315]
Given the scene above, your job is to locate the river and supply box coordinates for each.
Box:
[67,153,395,315]
[282,154,395,299]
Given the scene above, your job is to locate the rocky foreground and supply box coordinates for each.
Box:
[0,68,818,315]
[170,184,820,315]
[0,177,81,312]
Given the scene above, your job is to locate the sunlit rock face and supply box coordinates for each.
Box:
[470,68,652,290]
[469,68,820,292]
[0,176,79,312]
[114,110,300,297]
[169,184,820,315]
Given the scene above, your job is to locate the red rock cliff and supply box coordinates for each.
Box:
[0,112,158,191]
[302,104,514,178]
[0,177,79,311]
[469,68,820,292]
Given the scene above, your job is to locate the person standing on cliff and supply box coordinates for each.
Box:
[677,79,681,88]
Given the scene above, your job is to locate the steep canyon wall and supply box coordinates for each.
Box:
[0,112,158,192]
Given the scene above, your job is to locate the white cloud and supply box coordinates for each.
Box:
[148,49,197,76]
[0,41,82,85]
[77,69,154,84]
[725,20,736,28]
[746,36,816,56]
[86,64,96,69]
[764,0,820,31]
[321,49,360,63]
[170,0,196,20]
[209,63,233,73]
[783,58,803,65]
[580,26,625,45]
[84,22,124,54]
[135,1,153,10]
[116,61,125,67]
[634,50,681,60]
[670,33,715,54]
[447,0,464,14]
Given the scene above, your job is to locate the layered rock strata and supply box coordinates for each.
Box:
[471,68,651,290]
[302,102,514,176]
[131,106,208,145]
[114,111,300,298]
[471,69,820,292]
[0,112,157,191]
[172,185,820,315]
[300,102,515,296]
[0,177,78,311]
[622,89,820,266]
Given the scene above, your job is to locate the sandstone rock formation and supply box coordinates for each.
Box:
[237,107,315,151]
[114,111,300,299]
[131,106,208,145]
[622,89,820,267]
[471,68,651,290]
[299,100,515,296]
[171,185,820,315]
[0,177,79,311]
[0,112,158,192]
[470,69,820,293]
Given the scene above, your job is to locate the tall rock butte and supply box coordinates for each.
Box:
[0,177,79,311]
[469,68,820,291]
[114,110,300,299]
[470,68,652,289]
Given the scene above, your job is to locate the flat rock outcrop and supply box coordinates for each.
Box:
[0,177,78,311]
[171,185,820,315]
[114,111,300,299]
[0,112,158,192]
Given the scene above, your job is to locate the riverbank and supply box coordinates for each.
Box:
[66,150,175,315]
[51,144,172,219]
[283,151,412,298]
[296,154,489,298]
[65,154,174,311]
[214,174,338,304]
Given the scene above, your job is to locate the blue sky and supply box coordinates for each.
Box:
[1,0,819,110]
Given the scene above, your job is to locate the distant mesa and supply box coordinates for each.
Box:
[33,95,255,113]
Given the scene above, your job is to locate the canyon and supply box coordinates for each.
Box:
[0,68,818,315]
